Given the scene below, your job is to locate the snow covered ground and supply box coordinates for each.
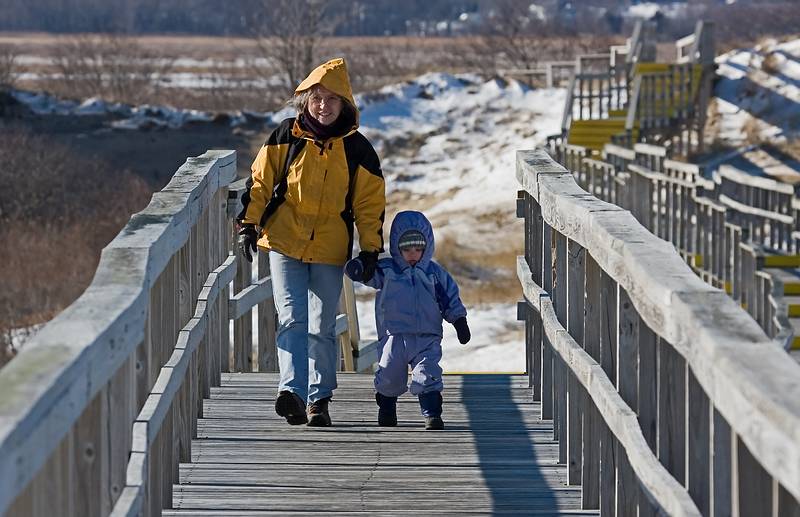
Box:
[14,35,797,372]
[347,74,564,372]
[713,38,800,146]
[276,73,564,372]
[11,71,560,372]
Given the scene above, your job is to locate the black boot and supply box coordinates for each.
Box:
[275,390,308,425]
[307,397,332,427]
[418,391,444,430]
[375,393,398,427]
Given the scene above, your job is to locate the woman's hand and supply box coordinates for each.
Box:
[358,250,379,281]
[238,224,258,262]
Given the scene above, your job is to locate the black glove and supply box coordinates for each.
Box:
[358,250,379,282]
[453,317,470,344]
[238,224,258,263]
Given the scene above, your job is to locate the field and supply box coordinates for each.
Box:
[0,32,618,111]
[0,32,621,364]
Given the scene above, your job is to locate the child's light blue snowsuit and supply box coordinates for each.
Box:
[352,210,467,399]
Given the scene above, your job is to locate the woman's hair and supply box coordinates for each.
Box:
[288,90,312,113]
[288,87,353,116]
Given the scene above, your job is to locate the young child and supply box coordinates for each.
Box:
[345,210,470,430]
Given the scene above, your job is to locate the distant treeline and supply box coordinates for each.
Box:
[1,0,799,42]
[0,0,488,36]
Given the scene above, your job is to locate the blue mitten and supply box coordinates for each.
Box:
[345,258,365,281]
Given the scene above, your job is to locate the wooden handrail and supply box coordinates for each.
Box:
[0,150,237,515]
[517,257,700,516]
[1,149,378,516]
[561,73,576,134]
[625,74,642,132]
[517,148,800,509]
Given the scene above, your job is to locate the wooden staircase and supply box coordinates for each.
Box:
[559,21,714,156]
[567,112,638,152]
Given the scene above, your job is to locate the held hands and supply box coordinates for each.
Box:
[344,257,365,281]
[238,224,258,263]
[453,317,471,345]
[356,250,379,282]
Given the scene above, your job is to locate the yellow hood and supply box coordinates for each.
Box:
[295,58,358,125]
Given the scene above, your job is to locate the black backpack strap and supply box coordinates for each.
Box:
[258,136,305,228]
[236,118,305,227]
[341,132,378,259]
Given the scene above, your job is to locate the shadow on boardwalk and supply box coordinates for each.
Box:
[462,374,562,514]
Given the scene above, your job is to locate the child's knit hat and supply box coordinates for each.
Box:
[398,229,426,250]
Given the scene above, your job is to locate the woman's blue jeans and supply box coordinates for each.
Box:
[269,251,343,403]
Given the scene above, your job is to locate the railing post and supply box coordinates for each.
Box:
[553,232,568,464]
[233,241,253,373]
[542,222,554,421]
[582,253,602,509]
[599,270,618,517]
[567,239,585,486]
[657,340,686,485]
[257,252,277,372]
[687,369,711,515]
[712,409,733,517]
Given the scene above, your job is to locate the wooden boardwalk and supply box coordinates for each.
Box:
[164,373,594,516]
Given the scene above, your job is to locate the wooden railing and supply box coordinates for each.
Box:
[0,151,378,517]
[550,140,799,350]
[516,148,800,516]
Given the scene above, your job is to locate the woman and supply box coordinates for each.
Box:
[237,58,386,427]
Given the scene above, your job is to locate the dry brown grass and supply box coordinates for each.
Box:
[3,33,621,112]
[434,235,522,305]
[743,116,764,146]
[0,43,16,89]
[0,126,152,366]
[777,138,800,162]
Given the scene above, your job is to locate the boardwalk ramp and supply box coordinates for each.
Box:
[165,373,591,516]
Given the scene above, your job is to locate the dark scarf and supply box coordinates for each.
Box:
[300,105,355,141]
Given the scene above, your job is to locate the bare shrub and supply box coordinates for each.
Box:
[778,138,800,162]
[49,33,173,104]
[743,116,764,146]
[245,0,336,97]
[761,51,782,75]
[0,44,17,91]
[0,127,151,364]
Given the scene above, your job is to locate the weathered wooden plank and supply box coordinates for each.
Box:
[257,252,277,372]
[735,436,773,516]
[600,419,617,516]
[171,485,586,512]
[638,323,657,452]
[519,258,699,516]
[73,388,103,517]
[712,408,732,517]
[166,372,588,516]
[566,240,585,486]
[228,276,273,321]
[617,287,638,412]
[180,462,569,485]
[616,440,637,517]
[517,149,800,503]
[657,341,686,485]
[687,369,710,516]
[0,151,236,515]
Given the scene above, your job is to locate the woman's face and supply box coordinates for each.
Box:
[307,85,343,126]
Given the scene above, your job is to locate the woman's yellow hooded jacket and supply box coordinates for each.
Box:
[239,58,385,266]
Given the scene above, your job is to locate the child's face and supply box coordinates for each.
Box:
[401,246,424,266]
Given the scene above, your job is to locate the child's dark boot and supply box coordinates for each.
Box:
[375,392,398,427]
[418,391,444,430]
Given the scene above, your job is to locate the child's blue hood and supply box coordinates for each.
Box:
[389,210,435,268]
